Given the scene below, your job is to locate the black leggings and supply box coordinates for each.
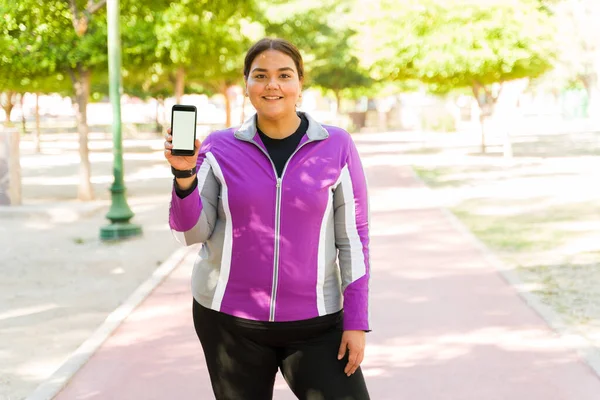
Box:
[192,299,370,400]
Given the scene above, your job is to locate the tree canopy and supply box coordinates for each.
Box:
[358,0,557,94]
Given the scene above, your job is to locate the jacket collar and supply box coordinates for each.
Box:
[234,111,329,142]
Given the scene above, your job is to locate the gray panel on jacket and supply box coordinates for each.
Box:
[192,193,226,308]
[323,200,343,314]
[333,181,353,292]
[181,167,219,244]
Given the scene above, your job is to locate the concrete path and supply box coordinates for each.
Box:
[1,133,180,400]
[52,141,600,399]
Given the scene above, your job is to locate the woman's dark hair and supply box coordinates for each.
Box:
[243,38,304,80]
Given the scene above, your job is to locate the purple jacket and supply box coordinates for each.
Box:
[169,112,370,331]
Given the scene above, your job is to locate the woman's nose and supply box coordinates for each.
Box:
[266,79,278,89]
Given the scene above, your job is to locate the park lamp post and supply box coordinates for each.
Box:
[100,0,142,241]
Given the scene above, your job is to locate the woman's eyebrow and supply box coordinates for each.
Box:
[251,67,295,73]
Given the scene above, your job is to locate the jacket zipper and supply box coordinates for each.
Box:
[272,177,282,321]
[249,138,313,321]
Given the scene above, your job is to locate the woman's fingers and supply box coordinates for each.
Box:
[347,351,364,376]
[345,350,359,375]
[164,133,201,170]
[340,331,366,377]
[163,134,173,160]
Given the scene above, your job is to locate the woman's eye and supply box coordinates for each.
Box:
[281,74,291,79]
[254,74,266,79]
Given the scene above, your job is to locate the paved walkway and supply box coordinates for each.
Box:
[52,144,600,399]
[1,133,180,400]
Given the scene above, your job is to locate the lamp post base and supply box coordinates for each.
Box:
[100,222,142,241]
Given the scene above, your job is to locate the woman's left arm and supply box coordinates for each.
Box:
[333,136,371,375]
[333,137,370,331]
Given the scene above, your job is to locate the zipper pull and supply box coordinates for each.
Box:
[276,178,282,188]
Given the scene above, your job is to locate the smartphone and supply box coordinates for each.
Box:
[170,105,197,156]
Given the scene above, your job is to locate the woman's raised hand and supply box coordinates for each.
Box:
[164,127,202,171]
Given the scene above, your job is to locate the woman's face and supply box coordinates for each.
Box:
[245,49,302,121]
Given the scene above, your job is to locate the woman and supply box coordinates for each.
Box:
[165,38,371,400]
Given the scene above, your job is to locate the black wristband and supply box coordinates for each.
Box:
[171,166,197,178]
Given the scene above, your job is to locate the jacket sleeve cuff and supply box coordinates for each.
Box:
[343,275,370,331]
[169,181,202,232]
[343,316,370,332]
[174,176,199,199]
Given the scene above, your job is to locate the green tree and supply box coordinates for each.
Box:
[120,1,171,131]
[359,0,557,151]
[310,30,374,113]
[123,63,172,133]
[260,0,352,69]
[118,0,259,127]
[154,0,256,106]
[20,74,71,152]
[0,1,53,125]
[0,1,70,206]
[184,11,261,127]
[0,0,109,200]
[260,0,375,111]
[51,0,109,200]
[187,24,258,127]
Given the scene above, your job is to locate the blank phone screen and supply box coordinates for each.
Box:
[172,110,196,151]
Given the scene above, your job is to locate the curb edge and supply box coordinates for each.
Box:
[25,245,194,400]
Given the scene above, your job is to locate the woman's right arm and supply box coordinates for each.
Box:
[165,131,219,246]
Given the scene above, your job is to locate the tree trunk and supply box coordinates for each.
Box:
[0,127,22,205]
[34,93,41,153]
[222,85,232,128]
[333,91,343,126]
[19,94,27,134]
[334,90,342,115]
[155,98,162,133]
[478,114,487,153]
[495,78,528,159]
[175,66,185,104]
[0,131,9,205]
[161,98,167,130]
[241,93,247,122]
[69,67,94,201]
[9,128,21,205]
[1,91,17,126]
[472,84,495,154]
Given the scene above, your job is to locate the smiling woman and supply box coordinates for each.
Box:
[165,37,372,400]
